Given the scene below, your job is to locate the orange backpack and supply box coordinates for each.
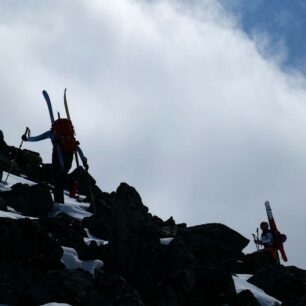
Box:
[52,118,77,152]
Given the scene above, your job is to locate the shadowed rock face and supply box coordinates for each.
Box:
[1,183,53,217]
[0,218,63,270]
[229,290,261,306]
[249,265,306,304]
[178,223,249,268]
[105,183,162,293]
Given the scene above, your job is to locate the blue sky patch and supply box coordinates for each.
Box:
[219,0,306,74]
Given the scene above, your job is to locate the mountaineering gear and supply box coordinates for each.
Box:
[4,127,30,184]
[23,90,88,203]
[64,88,80,167]
[43,90,55,124]
[52,118,77,153]
[265,201,288,262]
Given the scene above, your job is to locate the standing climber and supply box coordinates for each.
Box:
[255,221,278,261]
[22,118,88,204]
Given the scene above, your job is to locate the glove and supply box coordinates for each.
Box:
[22,134,28,141]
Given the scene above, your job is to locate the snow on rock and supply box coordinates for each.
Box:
[40,303,72,306]
[48,200,92,221]
[160,237,174,245]
[1,172,36,189]
[234,274,281,306]
[84,228,108,246]
[61,246,103,275]
[0,210,31,219]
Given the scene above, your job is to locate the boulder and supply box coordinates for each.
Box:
[0,218,63,269]
[229,290,261,306]
[105,183,161,293]
[179,223,249,268]
[0,197,7,211]
[148,267,236,306]
[248,265,306,303]
[151,236,197,285]
[1,183,53,217]
[243,250,278,274]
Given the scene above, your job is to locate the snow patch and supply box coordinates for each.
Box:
[84,228,108,246]
[61,246,103,275]
[160,237,174,245]
[234,275,281,306]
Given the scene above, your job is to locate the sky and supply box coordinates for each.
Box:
[1,0,306,268]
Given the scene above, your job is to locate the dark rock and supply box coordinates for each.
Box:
[0,130,11,158]
[39,213,87,251]
[1,183,53,217]
[179,223,249,268]
[94,270,145,306]
[0,153,11,174]
[243,250,278,274]
[40,163,54,185]
[147,267,196,306]
[12,148,43,181]
[0,263,93,306]
[151,236,197,285]
[106,183,161,293]
[39,213,106,262]
[229,290,261,306]
[0,197,7,211]
[248,265,306,303]
[0,218,63,269]
[187,267,237,306]
[66,166,96,195]
[148,267,236,306]
[82,191,113,240]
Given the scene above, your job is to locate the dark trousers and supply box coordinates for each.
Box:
[52,149,73,203]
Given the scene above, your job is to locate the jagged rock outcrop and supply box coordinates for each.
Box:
[0,218,63,270]
[178,223,249,268]
[229,290,261,306]
[249,265,306,305]
[105,183,161,293]
[1,183,53,217]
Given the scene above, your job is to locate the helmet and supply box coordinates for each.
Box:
[260,221,269,230]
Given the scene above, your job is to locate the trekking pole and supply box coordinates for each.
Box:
[252,233,259,250]
[4,127,30,184]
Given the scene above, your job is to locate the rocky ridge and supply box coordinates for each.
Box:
[0,130,305,306]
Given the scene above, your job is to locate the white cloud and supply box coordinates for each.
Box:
[0,0,306,268]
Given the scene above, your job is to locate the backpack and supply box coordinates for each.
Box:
[52,118,77,152]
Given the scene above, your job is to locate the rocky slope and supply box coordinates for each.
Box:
[0,130,305,306]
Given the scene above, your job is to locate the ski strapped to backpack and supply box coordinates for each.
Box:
[42,90,64,170]
[64,88,80,166]
[264,201,288,262]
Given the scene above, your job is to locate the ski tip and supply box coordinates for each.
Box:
[264,200,270,205]
[42,90,49,97]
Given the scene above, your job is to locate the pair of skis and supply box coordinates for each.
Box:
[42,89,79,167]
[264,201,288,262]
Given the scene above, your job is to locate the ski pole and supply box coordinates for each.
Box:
[4,127,30,184]
[252,233,259,250]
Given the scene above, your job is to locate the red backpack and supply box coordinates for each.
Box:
[52,118,77,152]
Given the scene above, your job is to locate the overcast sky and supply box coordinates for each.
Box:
[1,0,306,268]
